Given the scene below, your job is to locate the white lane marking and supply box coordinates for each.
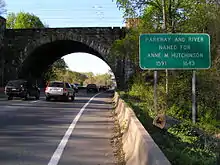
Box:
[48,93,100,165]
[30,100,39,103]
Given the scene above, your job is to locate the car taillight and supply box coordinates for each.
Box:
[45,87,49,92]
[63,88,67,92]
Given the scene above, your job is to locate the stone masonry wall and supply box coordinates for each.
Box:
[0,16,6,86]
[0,25,134,89]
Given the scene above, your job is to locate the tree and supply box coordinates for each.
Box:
[52,58,68,70]
[83,72,95,84]
[43,58,88,84]
[112,1,220,164]
[61,70,87,84]
[0,0,6,16]
[43,59,68,82]
[6,12,45,29]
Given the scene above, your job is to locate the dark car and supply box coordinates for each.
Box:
[4,79,40,100]
[86,84,98,93]
[71,84,78,93]
[99,85,109,91]
[74,83,79,88]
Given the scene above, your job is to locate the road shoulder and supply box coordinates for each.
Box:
[58,92,119,165]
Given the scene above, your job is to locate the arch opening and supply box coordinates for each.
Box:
[18,40,117,87]
[19,40,109,78]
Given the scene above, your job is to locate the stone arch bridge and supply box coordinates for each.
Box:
[0,17,134,89]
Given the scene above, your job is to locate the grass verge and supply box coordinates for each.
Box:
[110,108,126,165]
[118,92,219,165]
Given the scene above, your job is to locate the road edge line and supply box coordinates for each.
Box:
[48,92,100,165]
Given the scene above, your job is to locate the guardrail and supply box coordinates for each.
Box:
[113,92,171,165]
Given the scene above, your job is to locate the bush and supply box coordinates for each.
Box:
[120,92,218,165]
[118,70,220,165]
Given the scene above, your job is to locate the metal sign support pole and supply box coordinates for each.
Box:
[162,0,168,95]
[192,70,197,124]
[154,71,158,112]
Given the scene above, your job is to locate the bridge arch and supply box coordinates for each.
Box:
[2,27,129,89]
[22,31,109,60]
[18,34,115,84]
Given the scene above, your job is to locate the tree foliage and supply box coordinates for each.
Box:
[44,59,113,86]
[84,73,113,86]
[52,58,68,70]
[43,59,68,82]
[0,0,6,16]
[112,0,220,164]
[6,12,45,29]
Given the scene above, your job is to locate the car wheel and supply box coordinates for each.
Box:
[71,94,76,101]
[8,96,13,100]
[66,94,71,102]
[35,92,40,100]
[25,93,30,100]
[46,96,50,101]
[71,95,75,101]
[36,95,40,100]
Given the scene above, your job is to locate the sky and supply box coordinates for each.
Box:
[3,0,125,74]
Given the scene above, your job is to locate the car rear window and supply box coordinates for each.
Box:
[7,80,26,87]
[87,84,97,88]
[49,82,64,88]
[65,83,71,88]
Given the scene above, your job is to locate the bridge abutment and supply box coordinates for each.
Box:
[0,16,6,86]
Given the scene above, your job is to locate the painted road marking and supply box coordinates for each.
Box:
[30,100,39,103]
[48,93,100,165]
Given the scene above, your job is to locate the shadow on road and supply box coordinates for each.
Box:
[0,91,115,165]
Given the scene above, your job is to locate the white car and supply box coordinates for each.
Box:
[45,81,75,101]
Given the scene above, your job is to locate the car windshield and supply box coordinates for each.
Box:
[49,82,64,88]
[7,80,26,87]
[87,84,97,88]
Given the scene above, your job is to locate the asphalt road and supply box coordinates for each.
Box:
[0,90,116,165]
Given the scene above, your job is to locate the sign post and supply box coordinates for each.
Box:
[192,70,197,124]
[154,70,157,112]
[139,33,211,124]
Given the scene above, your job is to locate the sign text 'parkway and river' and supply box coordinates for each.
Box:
[139,33,211,69]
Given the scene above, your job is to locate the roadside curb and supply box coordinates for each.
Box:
[113,92,171,165]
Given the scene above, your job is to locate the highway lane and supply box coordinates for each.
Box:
[0,91,116,165]
[57,92,115,165]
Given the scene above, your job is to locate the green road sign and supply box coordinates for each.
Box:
[139,33,211,69]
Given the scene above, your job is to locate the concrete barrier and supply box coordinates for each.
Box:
[113,92,171,165]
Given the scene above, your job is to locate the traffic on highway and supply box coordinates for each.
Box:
[4,79,110,101]
[0,78,117,165]
[1,0,219,164]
